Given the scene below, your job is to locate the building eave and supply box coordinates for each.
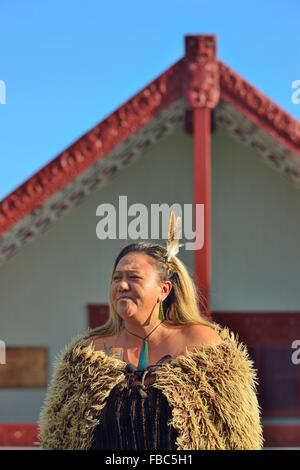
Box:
[0,36,299,267]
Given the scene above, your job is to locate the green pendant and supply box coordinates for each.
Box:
[137,339,149,370]
[159,302,164,321]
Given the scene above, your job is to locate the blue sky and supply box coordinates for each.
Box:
[0,0,299,202]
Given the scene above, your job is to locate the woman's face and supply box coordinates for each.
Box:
[110,252,169,324]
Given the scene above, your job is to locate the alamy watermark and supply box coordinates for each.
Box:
[291,340,300,365]
[96,197,204,250]
[0,340,6,364]
[0,80,6,104]
[291,80,300,104]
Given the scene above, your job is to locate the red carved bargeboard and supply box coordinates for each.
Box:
[1,34,299,237]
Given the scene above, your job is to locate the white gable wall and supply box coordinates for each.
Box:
[211,124,300,311]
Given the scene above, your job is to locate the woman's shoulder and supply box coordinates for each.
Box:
[182,323,223,347]
[83,333,117,352]
[82,322,223,355]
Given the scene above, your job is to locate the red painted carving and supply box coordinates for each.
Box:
[219,61,300,156]
[183,35,220,108]
[0,59,184,235]
[0,34,299,239]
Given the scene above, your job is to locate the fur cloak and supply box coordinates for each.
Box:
[37,323,264,450]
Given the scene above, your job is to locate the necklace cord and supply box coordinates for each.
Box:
[124,319,165,341]
[123,315,166,376]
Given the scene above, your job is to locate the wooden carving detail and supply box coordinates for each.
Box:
[0,34,299,239]
[219,61,300,152]
[183,35,220,109]
[0,60,184,235]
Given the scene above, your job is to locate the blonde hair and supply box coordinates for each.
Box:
[83,242,214,340]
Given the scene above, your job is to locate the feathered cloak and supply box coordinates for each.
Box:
[37,324,264,450]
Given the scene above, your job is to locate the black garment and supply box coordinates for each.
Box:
[90,356,179,450]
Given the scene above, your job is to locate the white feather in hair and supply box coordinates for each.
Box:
[166,211,183,261]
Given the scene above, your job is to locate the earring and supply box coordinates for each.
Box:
[158,302,164,321]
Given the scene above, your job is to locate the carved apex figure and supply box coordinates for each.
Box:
[183,35,220,109]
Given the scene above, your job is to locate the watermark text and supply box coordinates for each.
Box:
[291,80,300,104]
[0,80,6,104]
[0,340,6,364]
[96,197,204,250]
[291,340,300,365]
